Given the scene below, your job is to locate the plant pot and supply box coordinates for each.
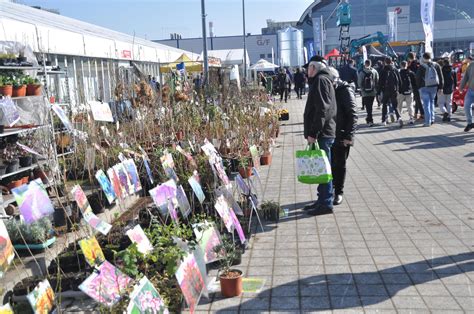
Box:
[21,176,29,185]
[5,159,19,173]
[34,169,50,184]
[0,85,13,97]
[219,269,243,297]
[53,208,67,228]
[238,166,253,179]
[260,153,272,165]
[13,236,56,250]
[7,179,23,190]
[19,155,32,167]
[56,134,71,148]
[176,131,184,141]
[0,165,6,175]
[12,85,26,97]
[26,84,42,96]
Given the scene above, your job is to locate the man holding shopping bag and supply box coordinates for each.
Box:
[302,55,337,215]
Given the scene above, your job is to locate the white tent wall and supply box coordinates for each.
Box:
[0,1,195,108]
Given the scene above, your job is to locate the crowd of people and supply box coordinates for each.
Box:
[299,51,473,216]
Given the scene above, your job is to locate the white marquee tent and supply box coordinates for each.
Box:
[0,0,197,63]
[249,59,279,71]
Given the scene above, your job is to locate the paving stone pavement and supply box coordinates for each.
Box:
[196,94,474,313]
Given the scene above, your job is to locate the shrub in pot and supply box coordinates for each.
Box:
[238,158,253,179]
[214,236,243,298]
[25,77,42,96]
[19,154,32,167]
[260,200,281,222]
[12,78,26,97]
[0,75,13,97]
[5,217,54,246]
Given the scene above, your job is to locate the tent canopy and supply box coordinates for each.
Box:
[324,48,340,59]
[160,53,203,73]
[204,49,250,67]
[249,59,279,71]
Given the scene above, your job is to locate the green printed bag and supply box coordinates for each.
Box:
[296,143,332,184]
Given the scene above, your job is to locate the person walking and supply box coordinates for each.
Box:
[460,59,474,132]
[277,68,290,102]
[375,60,384,108]
[416,52,444,127]
[339,59,358,85]
[439,58,457,122]
[294,68,305,99]
[328,67,358,206]
[378,57,403,127]
[259,72,267,89]
[398,61,416,125]
[302,55,337,215]
[358,59,378,126]
[407,52,424,120]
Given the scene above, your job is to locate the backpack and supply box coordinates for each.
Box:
[363,71,375,92]
[385,68,399,94]
[399,69,413,95]
[424,62,439,87]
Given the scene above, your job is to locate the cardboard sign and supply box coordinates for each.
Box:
[0,97,20,127]
[89,101,114,122]
[12,179,54,225]
[175,253,204,313]
[127,277,169,314]
[95,170,116,205]
[27,280,55,314]
[0,219,14,278]
[79,236,105,267]
[126,225,153,255]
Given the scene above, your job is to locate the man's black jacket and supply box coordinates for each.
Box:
[303,68,337,140]
[334,81,358,144]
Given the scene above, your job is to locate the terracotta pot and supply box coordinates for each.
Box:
[260,153,272,165]
[238,166,253,179]
[12,85,26,97]
[34,169,50,184]
[26,84,42,96]
[21,176,29,184]
[220,269,243,297]
[0,85,13,97]
[7,179,23,190]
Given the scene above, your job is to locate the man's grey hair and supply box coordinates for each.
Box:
[309,60,327,73]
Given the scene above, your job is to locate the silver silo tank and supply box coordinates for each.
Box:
[278,26,304,67]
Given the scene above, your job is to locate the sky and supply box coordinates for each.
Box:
[19,0,314,40]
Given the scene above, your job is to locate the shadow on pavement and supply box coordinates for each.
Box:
[375,132,474,151]
[231,252,474,312]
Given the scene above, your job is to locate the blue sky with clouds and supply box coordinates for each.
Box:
[20,0,314,40]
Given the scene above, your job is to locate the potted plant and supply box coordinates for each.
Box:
[25,77,42,96]
[214,236,243,298]
[19,151,33,168]
[0,75,13,97]
[238,157,253,179]
[5,217,56,250]
[260,200,281,222]
[12,76,27,97]
[2,146,20,173]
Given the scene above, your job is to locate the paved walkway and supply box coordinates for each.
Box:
[200,95,474,313]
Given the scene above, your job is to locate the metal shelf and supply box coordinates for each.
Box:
[37,70,66,75]
[11,95,44,100]
[0,125,48,138]
[0,161,46,181]
[0,66,42,70]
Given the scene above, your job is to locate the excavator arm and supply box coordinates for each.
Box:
[349,31,398,59]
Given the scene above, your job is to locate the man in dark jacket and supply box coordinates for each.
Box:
[415,52,444,126]
[407,52,424,120]
[277,68,290,102]
[294,68,305,99]
[328,67,358,206]
[378,57,403,127]
[339,59,358,88]
[302,55,337,215]
[439,58,457,122]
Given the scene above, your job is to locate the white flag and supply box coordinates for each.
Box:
[420,0,435,54]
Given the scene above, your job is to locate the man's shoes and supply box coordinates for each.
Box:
[303,202,318,211]
[383,121,388,126]
[390,114,395,123]
[409,119,414,125]
[442,112,449,121]
[333,194,343,206]
[307,204,333,216]
[464,123,474,132]
[398,119,404,128]
[446,117,451,122]
[368,122,374,127]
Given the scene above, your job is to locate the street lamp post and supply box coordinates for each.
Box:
[242,0,247,81]
[201,0,209,86]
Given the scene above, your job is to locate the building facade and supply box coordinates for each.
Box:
[297,0,474,56]
[154,34,279,66]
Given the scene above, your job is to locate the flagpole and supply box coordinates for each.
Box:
[201,0,209,86]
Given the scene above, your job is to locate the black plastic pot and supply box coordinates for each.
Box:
[19,156,32,167]
[0,165,6,175]
[53,207,67,228]
[5,159,19,173]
